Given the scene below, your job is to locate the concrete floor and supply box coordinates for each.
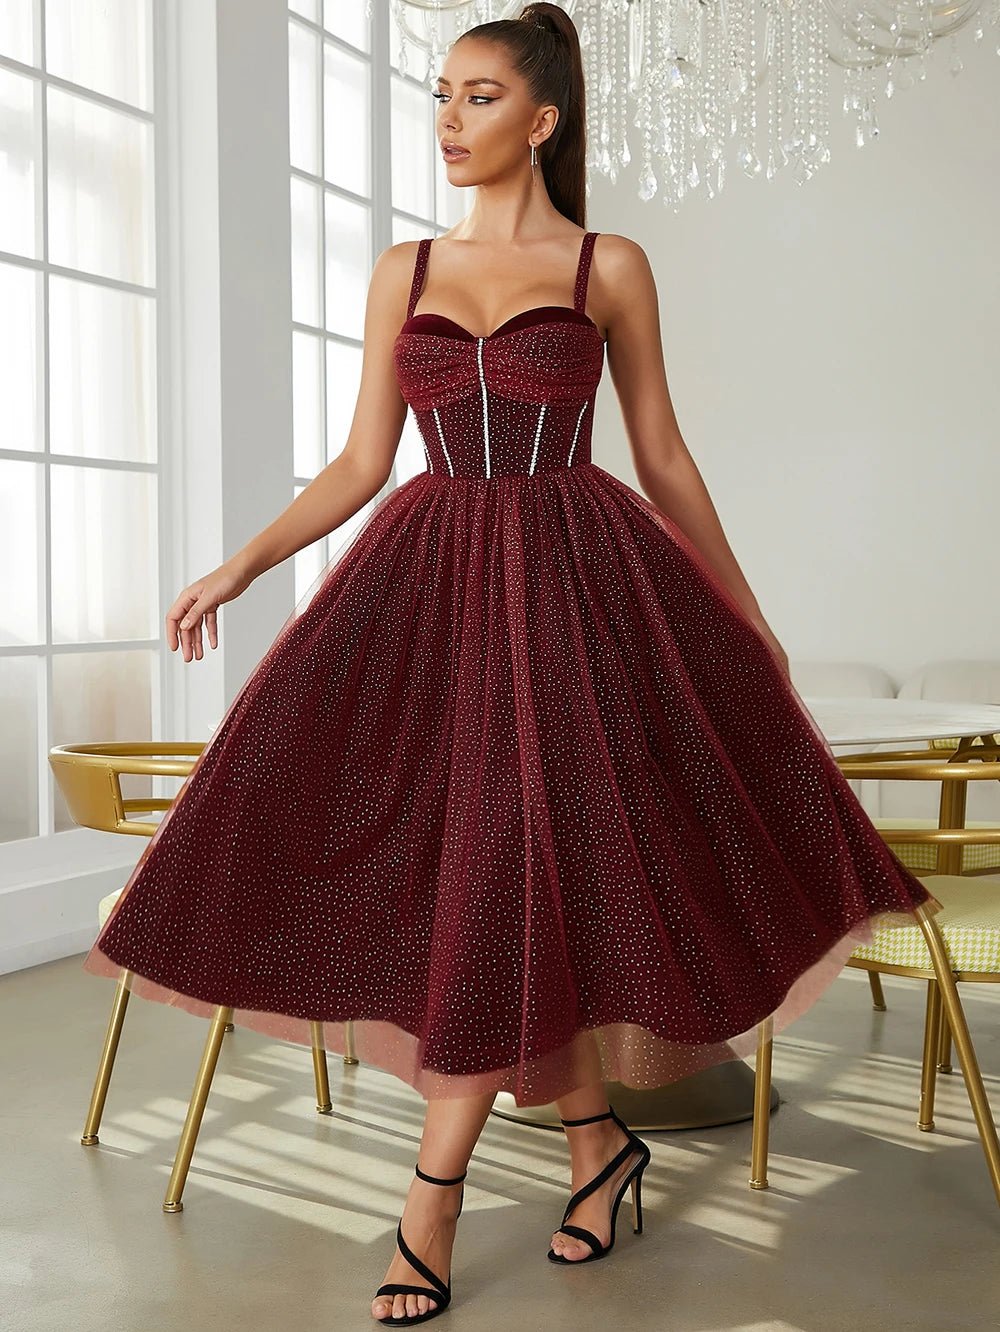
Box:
[2,955,998,1332]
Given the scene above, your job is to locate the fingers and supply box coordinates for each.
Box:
[166,584,223,662]
[169,606,209,663]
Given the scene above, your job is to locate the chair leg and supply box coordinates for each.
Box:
[310,1021,333,1113]
[867,970,887,1011]
[750,1015,774,1190]
[914,904,1000,1207]
[936,1005,954,1074]
[81,969,133,1145]
[162,1005,233,1213]
[918,980,941,1131]
[343,1018,359,1066]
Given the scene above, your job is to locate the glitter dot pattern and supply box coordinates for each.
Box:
[85,231,943,1107]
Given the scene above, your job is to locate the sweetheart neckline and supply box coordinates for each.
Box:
[397,304,605,344]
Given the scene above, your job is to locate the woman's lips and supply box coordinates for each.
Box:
[443,146,470,160]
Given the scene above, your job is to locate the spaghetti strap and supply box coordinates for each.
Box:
[573,232,599,314]
[407,237,432,320]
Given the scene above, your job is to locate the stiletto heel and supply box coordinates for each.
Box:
[374,1163,467,1325]
[546,1105,651,1264]
[631,1168,643,1233]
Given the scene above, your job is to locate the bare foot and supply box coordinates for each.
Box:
[372,1171,464,1322]
[548,1119,643,1261]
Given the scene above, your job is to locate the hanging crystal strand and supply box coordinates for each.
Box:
[581,5,600,176]
[700,0,721,199]
[608,0,625,181]
[770,0,788,177]
[815,0,830,164]
[597,0,612,177]
[617,0,633,173]
[789,0,807,182]
[866,13,880,143]
[733,0,756,177]
[659,0,679,210]
[712,0,727,196]
[635,0,658,200]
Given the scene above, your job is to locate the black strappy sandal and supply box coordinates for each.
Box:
[546,1106,651,1264]
[373,1162,467,1325]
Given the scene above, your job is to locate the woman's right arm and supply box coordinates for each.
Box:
[168,242,416,662]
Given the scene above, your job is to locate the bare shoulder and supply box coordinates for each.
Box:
[364,240,422,321]
[373,239,422,286]
[591,232,652,285]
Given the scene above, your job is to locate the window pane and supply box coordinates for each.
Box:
[0,0,36,65]
[0,656,40,843]
[51,649,155,832]
[289,0,319,22]
[288,19,321,177]
[290,175,322,327]
[293,330,323,479]
[326,338,361,466]
[50,465,158,643]
[47,86,155,287]
[0,262,42,451]
[46,0,153,111]
[391,75,433,219]
[324,193,369,341]
[323,0,369,53]
[0,460,43,646]
[323,43,369,195]
[50,273,156,463]
[0,65,41,259]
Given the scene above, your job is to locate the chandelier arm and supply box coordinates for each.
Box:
[823,0,984,67]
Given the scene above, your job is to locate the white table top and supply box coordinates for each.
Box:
[800,696,1000,747]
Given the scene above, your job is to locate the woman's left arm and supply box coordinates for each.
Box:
[596,234,789,678]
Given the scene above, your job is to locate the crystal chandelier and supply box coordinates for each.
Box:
[371,0,999,208]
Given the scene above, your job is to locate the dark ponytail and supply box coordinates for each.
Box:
[458,3,587,228]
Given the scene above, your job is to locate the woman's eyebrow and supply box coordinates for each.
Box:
[435,77,509,89]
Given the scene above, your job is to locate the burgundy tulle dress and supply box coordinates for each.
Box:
[85,231,942,1106]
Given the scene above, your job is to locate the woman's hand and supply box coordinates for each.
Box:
[166,557,256,663]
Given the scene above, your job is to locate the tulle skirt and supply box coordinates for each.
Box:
[85,462,942,1106]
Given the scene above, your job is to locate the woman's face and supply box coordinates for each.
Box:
[433,36,557,182]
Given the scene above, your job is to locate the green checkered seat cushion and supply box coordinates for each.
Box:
[850,875,1000,973]
[872,818,1000,874]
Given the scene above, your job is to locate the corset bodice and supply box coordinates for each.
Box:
[392,233,604,479]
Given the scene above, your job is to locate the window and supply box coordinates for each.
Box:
[287,0,463,605]
[0,0,158,844]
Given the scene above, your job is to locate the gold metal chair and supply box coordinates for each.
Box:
[749,746,1000,1208]
[50,742,356,1210]
[840,740,1000,1051]
[872,734,1000,878]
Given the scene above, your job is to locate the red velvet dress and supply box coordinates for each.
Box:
[85,232,942,1106]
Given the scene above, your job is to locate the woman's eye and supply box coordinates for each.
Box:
[431,92,495,105]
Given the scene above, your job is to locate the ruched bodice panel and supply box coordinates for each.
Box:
[392,233,605,478]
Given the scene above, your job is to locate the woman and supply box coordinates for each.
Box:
[85,5,942,1326]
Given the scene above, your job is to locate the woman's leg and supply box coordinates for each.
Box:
[372,1089,496,1323]
[548,1080,643,1261]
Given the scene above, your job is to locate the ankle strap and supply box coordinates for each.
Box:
[414,1162,468,1186]
[560,1109,614,1127]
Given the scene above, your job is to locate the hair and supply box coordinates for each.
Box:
[456,3,587,228]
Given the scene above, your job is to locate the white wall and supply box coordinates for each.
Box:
[588,43,999,679]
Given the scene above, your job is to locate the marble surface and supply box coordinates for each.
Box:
[801,696,1000,747]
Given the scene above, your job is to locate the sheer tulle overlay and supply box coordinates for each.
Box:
[85,233,942,1106]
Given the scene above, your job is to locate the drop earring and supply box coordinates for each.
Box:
[530,142,537,177]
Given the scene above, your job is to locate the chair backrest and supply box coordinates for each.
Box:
[49,742,204,836]
[836,744,1000,872]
